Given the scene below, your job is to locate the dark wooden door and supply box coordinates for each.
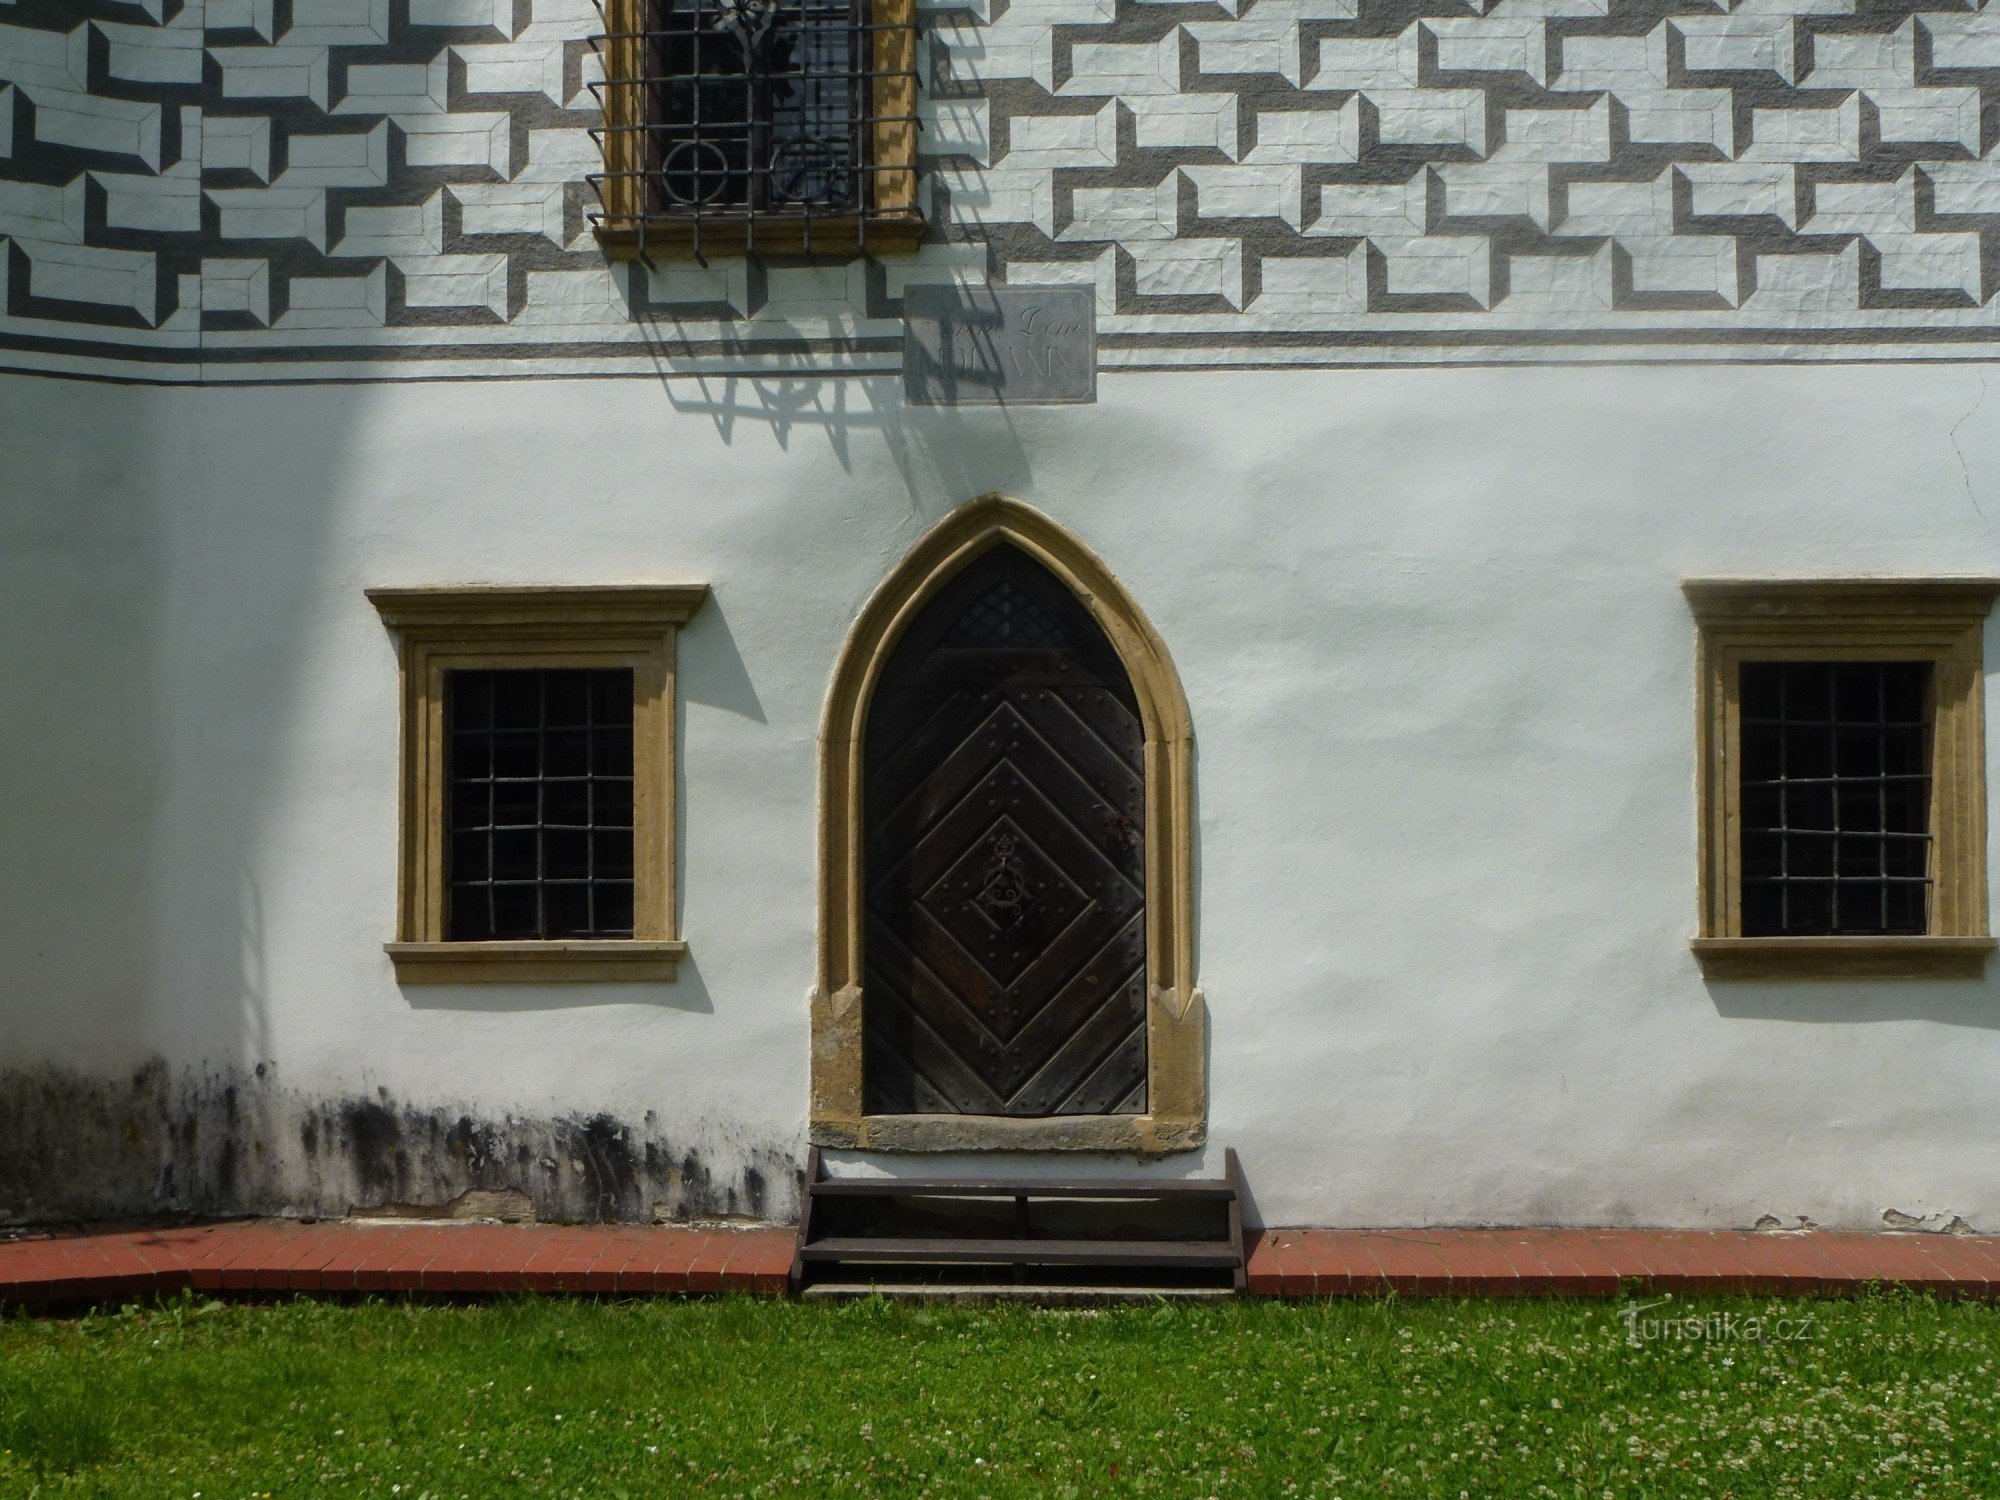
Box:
[863,545,1147,1116]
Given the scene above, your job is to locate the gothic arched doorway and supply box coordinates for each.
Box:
[813,495,1204,1155]
[862,543,1148,1116]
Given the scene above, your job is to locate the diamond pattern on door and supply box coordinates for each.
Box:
[863,545,1148,1117]
[920,816,1095,992]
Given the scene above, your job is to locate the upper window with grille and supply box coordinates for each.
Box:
[594,0,920,257]
[1686,579,1998,980]
[369,585,708,985]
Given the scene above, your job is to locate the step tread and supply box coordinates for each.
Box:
[808,1177,1234,1201]
[802,1284,1236,1302]
[800,1236,1240,1267]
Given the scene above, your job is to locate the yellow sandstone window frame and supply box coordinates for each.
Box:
[368,585,708,984]
[1686,578,1999,981]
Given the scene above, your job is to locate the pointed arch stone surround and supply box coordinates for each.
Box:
[811,495,1205,1154]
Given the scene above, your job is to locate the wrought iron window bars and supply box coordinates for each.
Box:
[1737,661,1934,937]
[446,668,638,942]
[590,0,921,259]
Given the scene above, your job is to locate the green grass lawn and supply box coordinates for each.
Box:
[3,1290,1998,1497]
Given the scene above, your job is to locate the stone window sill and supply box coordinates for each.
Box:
[1692,936,1997,981]
[594,214,926,260]
[386,940,686,985]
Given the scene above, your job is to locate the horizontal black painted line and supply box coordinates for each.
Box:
[1095,325,2000,350]
[16,340,2000,390]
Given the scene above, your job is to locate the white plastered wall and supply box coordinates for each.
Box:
[3,360,1999,1229]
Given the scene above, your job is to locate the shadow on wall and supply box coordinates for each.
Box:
[401,950,717,1017]
[0,298,1113,1227]
[678,597,766,724]
[641,326,1038,511]
[0,373,809,1225]
[0,378,346,1068]
[0,374,363,1218]
[1706,981,2000,1029]
[0,340,957,1227]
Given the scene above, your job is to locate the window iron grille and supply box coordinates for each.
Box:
[445,668,637,942]
[590,0,920,259]
[1738,661,1934,937]
[938,575,1071,650]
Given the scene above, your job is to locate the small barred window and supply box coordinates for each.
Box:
[372,584,703,984]
[1737,661,1933,937]
[1685,579,1993,979]
[446,669,637,942]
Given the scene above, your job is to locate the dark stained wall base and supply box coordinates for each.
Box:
[0,1060,796,1228]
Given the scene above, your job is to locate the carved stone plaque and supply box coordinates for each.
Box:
[902,285,1096,407]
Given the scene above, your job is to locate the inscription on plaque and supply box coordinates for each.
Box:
[902,286,1096,407]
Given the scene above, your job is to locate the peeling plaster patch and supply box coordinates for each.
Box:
[1753,1214,1822,1232]
[1882,1208,1977,1234]
[0,1060,797,1227]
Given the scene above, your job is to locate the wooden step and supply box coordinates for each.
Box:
[802,1284,1236,1303]
[799,1237,1241,1268]
[807,1176,1235,1201]
[789,1147,1249,1297]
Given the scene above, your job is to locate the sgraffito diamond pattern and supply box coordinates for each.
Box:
[11,0,2000,376]
[863,546,1148,1117]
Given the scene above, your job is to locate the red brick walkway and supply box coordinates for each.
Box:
[0,1222,796,1305]
[1247,1228,2000,1298]
[4,1221,1999,1306]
